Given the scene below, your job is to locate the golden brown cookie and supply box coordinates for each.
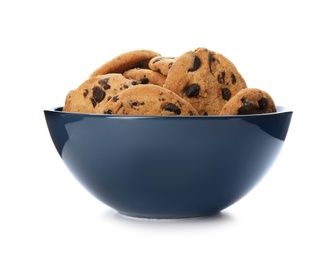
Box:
[148,56,177,76]
[103,84,199,116]
[123,68,166,86]
[163,47,247,115]
[63,73,139,113]
[219,88,277,115]
[90,49,161,77]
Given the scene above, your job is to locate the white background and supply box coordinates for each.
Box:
[1,0,323,259]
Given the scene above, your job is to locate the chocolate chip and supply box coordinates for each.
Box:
[153,57,175,64]
[217,71,226,84]
[117,102,124,112]
[98,78,111,90]
[130,100,145,108]
[208,51,216,72]
[104,109,112,114]
[221,87,231,101]
[140,77,149,84]
[132,81,139,85]
[90,98,97,108]
[92,86,106,103]
[258,97,268,110]
[188,55,201,72]
[238,98,254,114]
[231,73,236,84]
[163,103,181,115]
[83,89,89,97]
[184,84,200,98]
[112,95,119,102]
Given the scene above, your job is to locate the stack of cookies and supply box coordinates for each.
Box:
[63,47,276,116]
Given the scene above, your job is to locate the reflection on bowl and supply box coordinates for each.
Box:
[44,106,292,219]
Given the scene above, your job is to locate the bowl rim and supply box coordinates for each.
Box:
[44,105,292,118]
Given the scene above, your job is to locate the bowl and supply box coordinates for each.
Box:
[44,106,292,219]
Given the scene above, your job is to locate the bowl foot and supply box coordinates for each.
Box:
[117,210,221,220]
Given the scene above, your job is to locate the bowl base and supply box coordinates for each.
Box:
[117,211,221,220]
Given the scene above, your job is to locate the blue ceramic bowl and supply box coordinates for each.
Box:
[44,106,292,219]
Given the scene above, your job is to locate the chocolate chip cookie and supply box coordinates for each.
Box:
[219,88,277,115]
[123,68,166,86]
[63,73,139,113]
[90,49,160,77]
[103,84,199,116]
[163,47,247,115]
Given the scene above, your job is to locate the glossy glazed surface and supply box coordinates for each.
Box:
[44,107,292,219]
